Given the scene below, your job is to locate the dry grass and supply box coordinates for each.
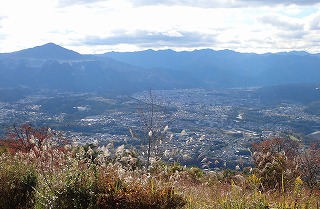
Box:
[0,128,319,209]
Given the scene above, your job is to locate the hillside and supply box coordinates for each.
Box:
[1,43,320,93]
[0,43,186,92]
[104,49,320,87]
[0,126,319,208]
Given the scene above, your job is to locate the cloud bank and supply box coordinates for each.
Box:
[0,0,319,53]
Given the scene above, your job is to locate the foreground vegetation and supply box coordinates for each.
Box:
[0,125,319,208]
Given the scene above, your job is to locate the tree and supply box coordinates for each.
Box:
[252,137,300,192]
[298,143,320,194]
[135,90,173,170]
[0,124,66,154]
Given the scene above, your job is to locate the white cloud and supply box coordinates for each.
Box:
[0,15,4,27]
[308,13,320,30]
[131,0,320,8]
[82,30,216,48]
[57,0,106,7]
[258,14,304,30]
[56,0,320,8]
[0,0,319,53]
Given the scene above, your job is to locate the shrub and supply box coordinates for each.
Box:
[5,125,320,209]
[0,155,37,209]
[95,164,186,209]
[252,137,300,192]
[96,177,186,209]
[299,143,320,193]
[50,165,98,209]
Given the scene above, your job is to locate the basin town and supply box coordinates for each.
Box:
[0,87,319,169]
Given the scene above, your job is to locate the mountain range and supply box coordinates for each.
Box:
[1,43,320,93]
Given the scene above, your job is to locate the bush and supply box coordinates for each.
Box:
[252,137,300,192]
[3,125,318,209]
[50,166,98,209]
[0,156,37,209]
[96,179,186,209]
[95,164,186,209]
[0,124,186,209]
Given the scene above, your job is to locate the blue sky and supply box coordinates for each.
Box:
[0,0,319,54]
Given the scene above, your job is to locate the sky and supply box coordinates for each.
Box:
[0,0,319,54]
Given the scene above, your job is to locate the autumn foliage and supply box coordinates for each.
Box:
[0,124,185,209]
[0,125,320,208]
[252,137,320,194]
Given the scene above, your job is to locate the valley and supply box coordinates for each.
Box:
[1,87,319,169]
[1,43,320,169]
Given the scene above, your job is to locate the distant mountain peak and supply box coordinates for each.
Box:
[43,42,59,46]
[9,43,82,60]
[274,50,310,56]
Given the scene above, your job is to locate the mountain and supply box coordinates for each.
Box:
[253,84,320,105]
[3,43,82,60]
[103,49,320,87]
[1,43,320,93]
[0,43,185,92]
